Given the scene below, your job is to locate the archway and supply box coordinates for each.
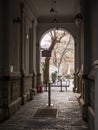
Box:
[40,28,75,92]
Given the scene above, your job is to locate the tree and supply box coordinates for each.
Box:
[51,71,57,83]
[43,30,66,84]
[51,35,74,78]
[41,29,74,84]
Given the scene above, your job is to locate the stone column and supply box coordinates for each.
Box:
[73,23,81,92]
[36,42,41,92]
[32,20,37,93]
[77,0,92,122]
[94,60,98,130]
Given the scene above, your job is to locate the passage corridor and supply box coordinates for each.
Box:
[0,86,89,130]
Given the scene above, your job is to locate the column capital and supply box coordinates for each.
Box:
[93,60,98,69]
[32,19,37,26]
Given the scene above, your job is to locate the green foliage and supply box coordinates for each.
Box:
[51,71,57,83]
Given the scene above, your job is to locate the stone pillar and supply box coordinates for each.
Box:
[36,23,41,79]
[73,67,79,92]
[32,20,37,93]
[77,0,92,122]
[94,60,98,130]
[73,22,81,92]
[81,74,89,121]
[20,2,37,103]
[36,41,40,75]
[73,39,81,92]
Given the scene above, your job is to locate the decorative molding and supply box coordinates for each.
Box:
[23,73,33,77]
[93,60,98,69]
[87,60,98,80]
[82,74,88,80]
[93,60,98,65]
[88,106,95,117]
[24,0,37,22]
[88,70,95,80]
[13,17,21,24]
[0,75,21,80]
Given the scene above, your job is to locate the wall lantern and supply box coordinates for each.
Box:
[10,65,13,72]
[74,13,82,25]
[49,0,56,13]
[26,33,29,39]
[13,17,21,24]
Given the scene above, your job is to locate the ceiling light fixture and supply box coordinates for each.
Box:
[50,0,56,13]
[49,0,59,30]
[74,13,82,25]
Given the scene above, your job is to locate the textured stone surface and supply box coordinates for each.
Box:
[33,108,57,118]
[0,86,89,130]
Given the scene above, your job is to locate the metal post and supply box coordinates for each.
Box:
[65,86,67,91]
[65,80,68,91]
[68,79,70,86]
[48,83,51,106]
[60,79,63,92]
[45,80,48,91]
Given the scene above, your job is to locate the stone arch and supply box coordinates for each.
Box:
[38,27,76,84]
[39,27,75,47]
[37,23,79,45]
[36,23,80,78]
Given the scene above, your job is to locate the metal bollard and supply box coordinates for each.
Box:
[60,79,63,92]
[48,83,51,106]
[45,81,48,91]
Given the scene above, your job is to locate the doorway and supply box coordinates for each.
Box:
[40,28,75,92]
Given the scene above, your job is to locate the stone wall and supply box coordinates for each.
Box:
[22,75,33,104]
[0,75,22,120]
[0,0,37,122]
[88,70,95,130]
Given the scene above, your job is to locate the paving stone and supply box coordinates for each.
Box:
[0,86,89,130]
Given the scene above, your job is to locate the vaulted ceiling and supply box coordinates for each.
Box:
[31,0,81,23]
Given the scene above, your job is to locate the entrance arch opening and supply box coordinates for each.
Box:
[40,28,75,92]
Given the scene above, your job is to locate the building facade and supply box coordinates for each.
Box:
[0,0,98,130]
